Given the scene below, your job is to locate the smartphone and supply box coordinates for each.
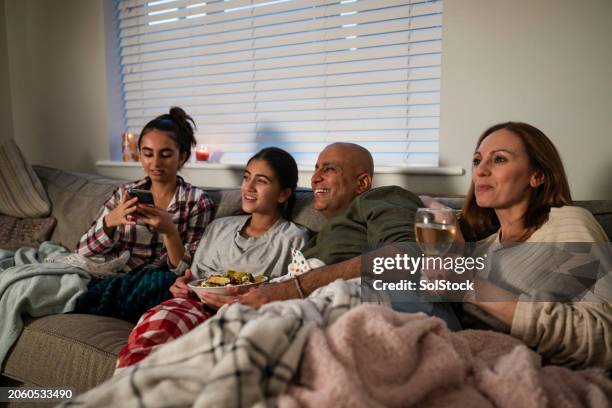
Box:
[127,188,154,206]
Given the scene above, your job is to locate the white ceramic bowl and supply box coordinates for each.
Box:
[188,276,268,299]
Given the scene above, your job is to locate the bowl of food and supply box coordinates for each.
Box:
[188,271,268,299]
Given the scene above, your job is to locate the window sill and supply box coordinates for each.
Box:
[95,160,465,190]
[96,160,464,175]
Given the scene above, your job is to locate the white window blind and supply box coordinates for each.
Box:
[116,0,443,166]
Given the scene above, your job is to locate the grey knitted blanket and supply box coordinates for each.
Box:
[0,242,90,365]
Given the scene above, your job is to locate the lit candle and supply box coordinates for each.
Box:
[128,133,139,161]
[122,132,138,162]
[195,145,210,161]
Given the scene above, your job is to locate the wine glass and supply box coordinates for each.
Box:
[415,208,458,256]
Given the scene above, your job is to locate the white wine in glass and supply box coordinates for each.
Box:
[415,208,457,256]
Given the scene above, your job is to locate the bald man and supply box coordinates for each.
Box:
[310,143,374,219]
[238,143,432,306]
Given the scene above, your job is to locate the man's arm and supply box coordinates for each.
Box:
[238,255,361,308]
[301,255,361,296]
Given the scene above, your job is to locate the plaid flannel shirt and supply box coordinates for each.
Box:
[76,176,213,274]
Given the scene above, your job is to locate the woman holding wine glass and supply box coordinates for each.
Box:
[450,122,610,369]
[423,122,611,368]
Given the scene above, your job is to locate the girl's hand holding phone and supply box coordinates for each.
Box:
[136,205,176,235]
[104,193,139,228]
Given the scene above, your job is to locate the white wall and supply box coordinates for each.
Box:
[4,0,110,173]
[439,0,612,199]
[3,0,611,198]
[0,0,13,143]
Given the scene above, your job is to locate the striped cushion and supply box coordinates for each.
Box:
[0,139,51,217]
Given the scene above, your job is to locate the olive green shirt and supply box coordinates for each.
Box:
[302,186,423,265]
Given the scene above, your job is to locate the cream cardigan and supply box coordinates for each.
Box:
[469,206,611,368]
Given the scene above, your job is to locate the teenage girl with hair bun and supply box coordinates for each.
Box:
[74,107,214,323]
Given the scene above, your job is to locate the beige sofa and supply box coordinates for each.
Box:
[1,166,611,398]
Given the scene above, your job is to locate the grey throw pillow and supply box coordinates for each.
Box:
[0,139,51,217]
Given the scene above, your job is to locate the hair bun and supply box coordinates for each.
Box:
[169,106,187,124]
[169,106,196,134]
[138,107,198,167]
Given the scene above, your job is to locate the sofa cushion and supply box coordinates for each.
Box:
[206,189,243,219]
[293,190,327,232]
[33,166,125,250]
[0,216,57,250]
[0,140,51,218]
[2,314,133,393]
[575,200,612,240]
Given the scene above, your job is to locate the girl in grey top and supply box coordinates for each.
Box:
[169,147,309,308]
[116,148,308,370]
[191,214,308,280]
[189,147,309,280]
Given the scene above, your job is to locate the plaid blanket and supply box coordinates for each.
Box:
[59,278,364,408]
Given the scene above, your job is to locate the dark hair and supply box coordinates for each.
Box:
[462,121,572,240]
[247,147,299,220]
[138,107,197,167]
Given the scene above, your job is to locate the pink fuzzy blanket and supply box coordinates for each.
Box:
[278,304,612,408]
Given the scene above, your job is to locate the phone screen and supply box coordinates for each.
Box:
[128,189,154,206]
